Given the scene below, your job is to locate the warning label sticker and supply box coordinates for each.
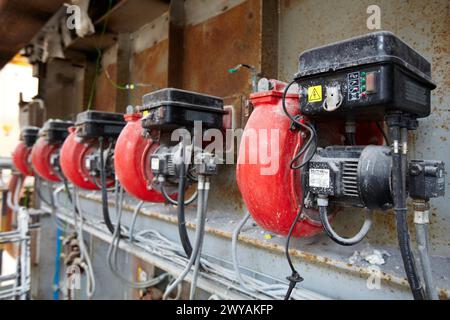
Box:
[308,85,322,102]
[309,168,330,188]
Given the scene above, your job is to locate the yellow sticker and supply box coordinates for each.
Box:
[142,110,150,117]
[308,85,322,102]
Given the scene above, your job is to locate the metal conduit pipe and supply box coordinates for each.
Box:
[414,200,439,300]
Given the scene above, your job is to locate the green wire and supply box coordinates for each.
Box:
[86,0,113,110]
[104,68,131,90]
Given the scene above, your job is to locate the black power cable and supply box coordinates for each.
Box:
[284,206,304,300]
[281,80,318,300]
[35,176,52,206]
[281,80,317,169]
[61,177,79,216]
[161,181,198,206]
[99,137,116,235]
[177,143,193,258]
[376,121,390,145]
[387,119,425,300]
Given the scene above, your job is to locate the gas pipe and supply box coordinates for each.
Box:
[114,113,166,202]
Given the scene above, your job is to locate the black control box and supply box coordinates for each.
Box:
[295,31,436,120]
[140,88,224,131]
[75,111,126,140]
[21,126,40,147]
[40,119,73,144]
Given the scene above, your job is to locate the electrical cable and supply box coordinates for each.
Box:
[318,206,373,246]
[86,0,113,110]
[104,68,158,91]
[283,207,304,300]
[163,178,208,300]
[415,218,439,300]
[74,188,96,299]
[376,121,390,145]
[129,200,145,243]
[396,210,425,299]
[161,182,198,206]
[281,81,319,299]
[57,204,315,300]
[176,143,192,258]
[231,212,254,292]
[281,79,317,170]
[53,171,318,300]
[388,118,425,300]
[99,137,115,235]
[189,181,210,299]
[7,175,22,213]
[106,187,170,289]
[62,177,80,217]
[35,176,52,206]
[47,181,68,230]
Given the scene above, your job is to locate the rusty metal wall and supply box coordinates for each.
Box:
[94,63,117,112]
[279,0,450,257]
[182,0,260,97]
[130,40,169,105]
[95,0,262,213]
[41,58,85,120]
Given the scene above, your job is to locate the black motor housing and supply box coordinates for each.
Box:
[306,145,393,210]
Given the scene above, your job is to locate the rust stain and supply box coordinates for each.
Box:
[179,0,261,212]
[181,0,261,98]
[94,63,117,112]
[439,288,449,300]
[130,40,169,105]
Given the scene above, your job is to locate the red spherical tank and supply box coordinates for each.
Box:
[114,113,166,202]
[60,127,100,190]
[12,142,33,176]
[236,83,325,238]
[31,137,61,182]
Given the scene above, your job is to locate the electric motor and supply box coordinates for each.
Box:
[307,145,393,209]
[306,145,445,209]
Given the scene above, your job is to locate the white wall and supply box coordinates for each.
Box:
[0,62,38,157]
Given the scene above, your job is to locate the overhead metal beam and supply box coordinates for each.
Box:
[261,0,279,79]
[0,0,65,69]
[167,0,185,88]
